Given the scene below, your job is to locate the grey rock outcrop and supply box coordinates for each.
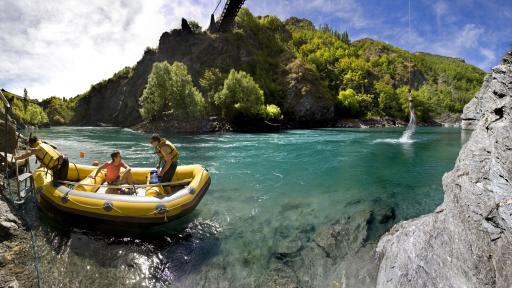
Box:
[462,51,512,129]
[376,50,512,287]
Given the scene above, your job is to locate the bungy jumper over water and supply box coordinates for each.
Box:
[398,0,416,142]
[33,163,211,223]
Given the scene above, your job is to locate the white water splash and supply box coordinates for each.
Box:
[374,93,416,144]
[398,110,416,142]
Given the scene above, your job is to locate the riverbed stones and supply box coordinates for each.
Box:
[0,193,36,287]
[313,213,368,259]
[376,49,512,287]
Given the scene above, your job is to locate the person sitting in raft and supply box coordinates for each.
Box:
[150,134,179,194]
[15,136,69,184]
[90,150,133,194]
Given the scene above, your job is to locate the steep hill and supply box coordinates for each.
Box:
[69,9,485,129]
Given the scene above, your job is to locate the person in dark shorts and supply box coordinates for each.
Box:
[15,136,69,185]
[150,134,179,194]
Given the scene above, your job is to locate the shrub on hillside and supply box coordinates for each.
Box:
[265,104,282,121]
[376,81,403,119]
[140,61,205,121]
[337,88,373,117]
[41,96,74,125]
[214,69,265,120]
[25,103,48,125]
[199,68,226,113]
[188,20,202,33]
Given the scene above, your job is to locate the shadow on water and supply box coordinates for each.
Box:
[28,196,221,284]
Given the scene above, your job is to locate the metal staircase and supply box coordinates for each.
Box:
[208,0,246,33]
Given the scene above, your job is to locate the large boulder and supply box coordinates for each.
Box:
[376,49,512,287]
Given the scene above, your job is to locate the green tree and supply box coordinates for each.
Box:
[189,20,202,33]
[265,104,282,121]
[199,68,225,112]
[41,96,74,125]
[376,81,402,118]
[337,88,373,117]
[341,30,350,45]
[214,69,265,119]
[140,61,205,121]
[25,103,48,125]
[337,88,359,116]
[398,85,433,122]
[23,88,29,109]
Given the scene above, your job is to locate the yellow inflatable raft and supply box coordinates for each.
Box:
[33,163,211,223]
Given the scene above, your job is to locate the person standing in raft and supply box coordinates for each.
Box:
[90,150,133,194]
[150,134,179,194]
[15,136,69,184]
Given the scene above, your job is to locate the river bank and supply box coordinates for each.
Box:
[0,182,37,288]
[128,115,456,134]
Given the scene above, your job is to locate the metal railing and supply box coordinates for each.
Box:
[57,178,192,189]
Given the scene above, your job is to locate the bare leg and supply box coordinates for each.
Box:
[120,169,133,185]
[119,170,134,194]
[106,187,119,194]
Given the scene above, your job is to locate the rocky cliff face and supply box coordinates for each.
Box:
[71,50,157,127]
[71,25,333,128]
[376,50,512,287]
[283,59,334,126]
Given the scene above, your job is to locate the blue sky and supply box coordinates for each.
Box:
[0,0,510,99]
[246,0,512,70]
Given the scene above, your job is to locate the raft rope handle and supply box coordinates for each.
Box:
[56,178,192,189]
[144,201,188,217]
[72,162,80,181]
[65,195,123,214]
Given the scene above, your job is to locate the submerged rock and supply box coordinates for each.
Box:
[313,213,368,260]
[376,49,512,287]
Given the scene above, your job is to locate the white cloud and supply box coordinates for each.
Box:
[432,0,448,27]
[0,0,212,99]
[454,24,484,49]
[397,23,483,55]
[433,0,448,16]
[479,47,496,69]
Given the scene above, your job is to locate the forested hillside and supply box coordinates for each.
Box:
[10,8,485,130]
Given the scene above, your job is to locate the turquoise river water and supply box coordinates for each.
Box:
[15,127,468,287]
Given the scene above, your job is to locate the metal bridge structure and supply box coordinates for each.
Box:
[208,0,246,33]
